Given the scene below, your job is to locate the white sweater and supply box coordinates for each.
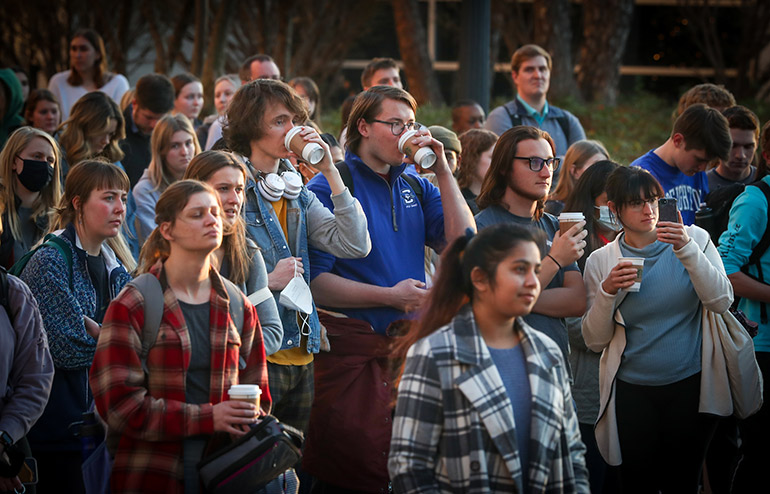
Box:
[48,70,129,120]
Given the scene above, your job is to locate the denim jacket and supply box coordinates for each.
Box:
[242,159,370,354]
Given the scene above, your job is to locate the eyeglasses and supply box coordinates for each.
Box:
[371,119,416,136]
[626,198,658,211]
[514,156,560,172]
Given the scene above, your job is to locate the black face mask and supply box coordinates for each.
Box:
[16,157,54,192]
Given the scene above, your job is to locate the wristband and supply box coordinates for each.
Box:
[547,254,562,270]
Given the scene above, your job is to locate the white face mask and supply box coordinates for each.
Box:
[595,205,622,232]
[278,260,313,335]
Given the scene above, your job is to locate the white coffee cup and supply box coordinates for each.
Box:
[558,212,585,235]
[228,384,262,410]
[284,126,325,165]
[398,130,437,169]
[618,257,645,292]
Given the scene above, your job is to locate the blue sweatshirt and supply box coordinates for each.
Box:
[307,151,446,334]
[630,150,708,225]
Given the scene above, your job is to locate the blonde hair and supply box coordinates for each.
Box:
[0,127,63,241]
[148,114,201,191]
[51,160,135,271]
[184,150,251,284]
[58,91,125,165]
[137,180,220,274]
[550,140,609,203]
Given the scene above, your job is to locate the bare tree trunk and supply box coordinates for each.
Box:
[201,0,236,113]
[392,0,444,105]
[191,0,208,76]
[141,0,168,73]
[533,0,578,100]
[166,0,195,72]
[577,0,634,105]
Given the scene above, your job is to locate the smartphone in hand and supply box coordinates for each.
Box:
[658,198,679,223]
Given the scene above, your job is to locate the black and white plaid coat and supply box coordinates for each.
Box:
[389,305,590,493]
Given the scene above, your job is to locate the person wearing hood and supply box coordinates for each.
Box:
[0,68,25,149]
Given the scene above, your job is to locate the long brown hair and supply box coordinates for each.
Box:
[476,126,555,220]
[58,91,125,165]
[550,139,609,203]
[392,224,544,381]
[51,160,135,271]
[148,114,200,190]
[456,129,498,189]
[67,29,110,88]
[137,180,221,274]
[184,150,251,284]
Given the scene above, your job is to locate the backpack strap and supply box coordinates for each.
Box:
[504,101,571,144]
[10,234,74,289]
[742,180,770,324]
[336,160,354,197]
[129,273,246,375]
[503,103,523,129]
[127,273,165,375]
[338,159,423,206]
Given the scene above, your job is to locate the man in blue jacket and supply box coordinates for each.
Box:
[303,86,475,492]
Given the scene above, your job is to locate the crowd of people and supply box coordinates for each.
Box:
[0,29,769,494]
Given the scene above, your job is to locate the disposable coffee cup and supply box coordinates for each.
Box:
[618,257,644,292]
[558,212,585,235]
[398,130,437,169]
[228,384,262,410]
[285,126,325,165]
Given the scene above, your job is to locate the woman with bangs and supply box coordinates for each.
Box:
[58,91,126,178]
[545,140,610,216]
[184,150,283,355]
[133,113,200,244]
[19,160,134,493]
[0,126,63,268]
[91,180,270,493]
[582,166,733,493]
[48,29,129,120]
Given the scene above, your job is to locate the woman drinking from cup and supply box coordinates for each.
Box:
[90,180,271,493]
[581,166,733,493]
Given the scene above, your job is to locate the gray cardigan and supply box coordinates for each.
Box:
[221,239,283,356]
[0,274,54,443]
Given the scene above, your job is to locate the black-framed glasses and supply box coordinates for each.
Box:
[514,156,560,172]
[371,119,416,136]
[627,197,659,211]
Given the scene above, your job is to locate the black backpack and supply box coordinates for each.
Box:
[699,180,770,323]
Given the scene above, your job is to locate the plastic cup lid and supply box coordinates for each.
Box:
[305,145,325,165]
[229,384,262,396]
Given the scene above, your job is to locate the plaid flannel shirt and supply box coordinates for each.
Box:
[389,305,589,494]
[90,261,271,493]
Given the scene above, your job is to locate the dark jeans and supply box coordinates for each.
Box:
[579,421,608,494]
[705,416,740,494]
[615,373,718,494]
[733,351,770,493]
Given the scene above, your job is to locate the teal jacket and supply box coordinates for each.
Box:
[719,175,770,351]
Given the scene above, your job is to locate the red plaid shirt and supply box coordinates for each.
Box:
[90,261,271,493]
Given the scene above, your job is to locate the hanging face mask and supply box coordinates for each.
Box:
[279,260,313,335]
[16,157,53,192]
[595,205,622,232]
